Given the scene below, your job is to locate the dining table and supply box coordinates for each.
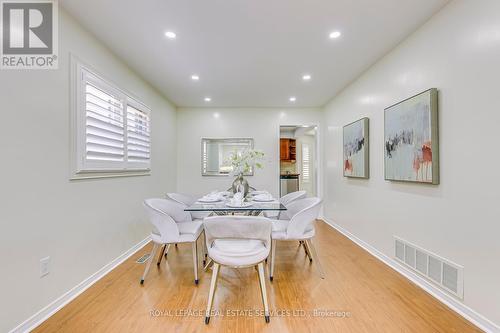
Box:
[184,191,285,271]
[184,195,286,216]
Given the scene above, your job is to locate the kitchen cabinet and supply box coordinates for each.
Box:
[280,138,296,162]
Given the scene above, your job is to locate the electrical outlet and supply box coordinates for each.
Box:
[40,257,50,277]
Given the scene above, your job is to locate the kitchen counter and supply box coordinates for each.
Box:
[280,173,300,179]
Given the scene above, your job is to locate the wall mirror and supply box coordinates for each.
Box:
[201,138,254,176]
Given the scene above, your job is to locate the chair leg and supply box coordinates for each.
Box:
[303,240,313,262]
[141,243,159,284]
[164,244,170,258]
[205,262,220,324]
[202,231,207,265]
[257,262,270,323]
[306,239,325,279]
[270,239,276,281]
[157,244,166,266]
[192,241,199,284]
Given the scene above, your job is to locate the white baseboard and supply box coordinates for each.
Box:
[9,236,151,333]
[320,217,500,333]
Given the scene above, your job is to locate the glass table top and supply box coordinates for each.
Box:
[185,200,286,212]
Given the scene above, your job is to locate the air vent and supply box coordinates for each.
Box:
[404,244,416,268]
[415,250,428,275]
[394,237,464,299]
[136,253,151,264]
[395,240,405,261]
[443,263,459,293]
[428,256,442,283]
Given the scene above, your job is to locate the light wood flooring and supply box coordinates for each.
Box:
[34,221,481,333]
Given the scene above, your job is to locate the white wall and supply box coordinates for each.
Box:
[0,9,177,332]
[176,108,322,198]
[323,0,500,327]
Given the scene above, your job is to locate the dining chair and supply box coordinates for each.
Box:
[268,197,324,281]
[166,192,209,264]
[141,198,204,285]
[203,216,272,324]
[263,190,307,219]
[166,192,209,220]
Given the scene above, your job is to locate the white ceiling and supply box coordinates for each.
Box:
[60,0,448,108]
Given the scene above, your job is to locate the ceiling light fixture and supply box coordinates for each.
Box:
[329,31,341,39]
[165,31,177,39]
[191,74,200,81]
[204,97,212,102]
[289,96,297,102]
[302,74,312,81]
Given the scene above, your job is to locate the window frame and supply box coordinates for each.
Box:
[70,56,152,179]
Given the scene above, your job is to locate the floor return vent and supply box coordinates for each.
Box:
[394,236,463,299]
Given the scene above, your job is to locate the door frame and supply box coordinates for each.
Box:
[277,123,322,200]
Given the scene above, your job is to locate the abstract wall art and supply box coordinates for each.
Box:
[384,88,439,184]
[343,117,369,178]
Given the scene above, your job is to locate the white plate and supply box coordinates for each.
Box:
[226,202,253,208]
[252,198,275,202]
[198,198,221,203]
[251,190,269,195]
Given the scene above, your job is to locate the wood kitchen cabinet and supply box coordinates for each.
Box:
[280,138,296,162]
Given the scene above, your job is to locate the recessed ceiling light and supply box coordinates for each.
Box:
[204,97,212,102]
[329,31,341,39]
[165,31,176,39]
[289,96,297,102]
[191,74,200,81]
[302,74,312,81]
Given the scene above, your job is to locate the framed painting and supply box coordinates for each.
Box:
[343,117,369,178]
[384,88,439,184]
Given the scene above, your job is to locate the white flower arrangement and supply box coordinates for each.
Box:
[227,149,265,177]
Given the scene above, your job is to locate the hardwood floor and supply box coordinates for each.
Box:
[34,221,481,333]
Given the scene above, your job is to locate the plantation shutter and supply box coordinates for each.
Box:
[85,81,125,163]
[75,64,152,174]
[126,104,151,167]
[302,143,310,183]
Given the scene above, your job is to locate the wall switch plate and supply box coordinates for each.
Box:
[40,257,50,277]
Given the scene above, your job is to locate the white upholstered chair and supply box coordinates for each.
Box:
[269,197,324,281]
[166,192,209,220]
[264,190,307,219]
[166,192,209,264]
[203,216,272,324]
[141,198,203,285]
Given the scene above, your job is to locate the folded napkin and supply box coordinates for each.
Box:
[200,192,222,201]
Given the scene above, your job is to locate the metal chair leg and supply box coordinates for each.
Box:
[205,262,220,324]
[141,243,159,284]
[192,241,199,284]
[306,239,325,279]
[164,244,170,258]
[257,262,270,323]
[202,231,207,265]
[270,239,276,281]
[303,240,313,262]
[157,244,166,266]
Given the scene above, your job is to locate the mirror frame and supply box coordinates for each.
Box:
[201,138,254,176]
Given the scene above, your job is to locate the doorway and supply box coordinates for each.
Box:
[279,125,318,197]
